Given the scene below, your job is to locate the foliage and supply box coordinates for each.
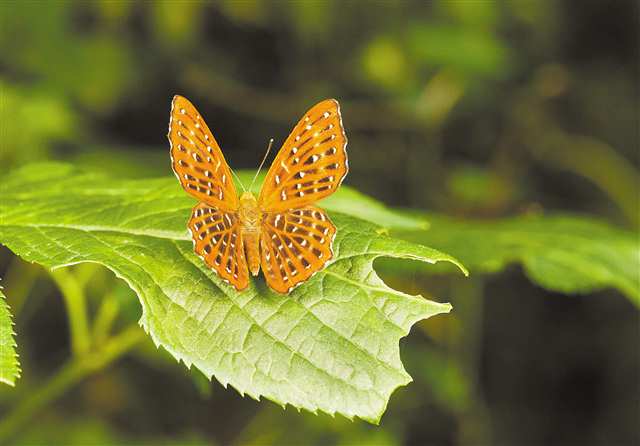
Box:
[0,287,20,386]
[0,163,466,422]
[397,213,640,306]
[0,0,638,443]
[0,81,77,171]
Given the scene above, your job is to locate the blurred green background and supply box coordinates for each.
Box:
[0,1,638,445]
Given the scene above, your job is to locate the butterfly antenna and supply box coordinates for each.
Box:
[249,138,274,192]
[231,169,247,192]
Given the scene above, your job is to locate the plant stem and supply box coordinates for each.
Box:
[0,324,144,443]
[92,291,120,345]
[2,257,41,317]
[451,277,492,446]
[49,269,91,356]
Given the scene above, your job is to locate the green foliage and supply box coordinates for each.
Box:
[1,2,136,113]
[404,346,470,414]
[407,24,509,77]
[13,416,209,446]
[0,81,77,170]
[361,37,413,91]
[235,404,400,446]
[0,287,20,386]
[400,214,640,306]
[0,163,466,422]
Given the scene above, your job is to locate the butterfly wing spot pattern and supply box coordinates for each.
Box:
[168,96,239,211]
[260,206,337,293]
[187,203,249,290]
[259,99,348,213]
[169,95,348,293]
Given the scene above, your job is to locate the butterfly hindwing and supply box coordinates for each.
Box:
[188,203,249,290]
[169,95,239,211]
[260,206,336,293]
[258,99,348,212]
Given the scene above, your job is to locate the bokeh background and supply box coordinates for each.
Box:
[0,1,638,445]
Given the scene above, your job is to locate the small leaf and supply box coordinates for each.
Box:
[401,213,640,306]
[0,285,21,386]
[0,163,466,422]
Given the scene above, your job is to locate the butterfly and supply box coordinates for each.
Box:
[168,95,348,293]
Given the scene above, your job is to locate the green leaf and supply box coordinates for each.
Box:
[0,162,466,422]
[0,286,20,386]
[401,213,640,306]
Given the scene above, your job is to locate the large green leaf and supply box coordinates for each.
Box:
[0,163,466,422]
[400,214,640,306]
[0,286,20,386]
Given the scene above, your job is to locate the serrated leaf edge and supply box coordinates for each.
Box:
[0,283,21,386]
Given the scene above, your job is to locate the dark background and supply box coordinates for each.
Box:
[0,1,638,445]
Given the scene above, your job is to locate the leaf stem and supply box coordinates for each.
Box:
[49,269,91,356]
[0,324,144,443]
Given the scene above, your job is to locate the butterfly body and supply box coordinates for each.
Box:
[238,191,262,276]
[169,95,348,293]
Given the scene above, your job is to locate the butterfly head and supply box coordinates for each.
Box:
[240,191,257,204]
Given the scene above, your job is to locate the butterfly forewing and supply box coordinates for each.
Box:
[258,99,348,212]
[188,203,249,290]
[169,95,239,211]
[260,206,336,293]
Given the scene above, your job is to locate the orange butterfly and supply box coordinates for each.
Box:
[168,95,348,293]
